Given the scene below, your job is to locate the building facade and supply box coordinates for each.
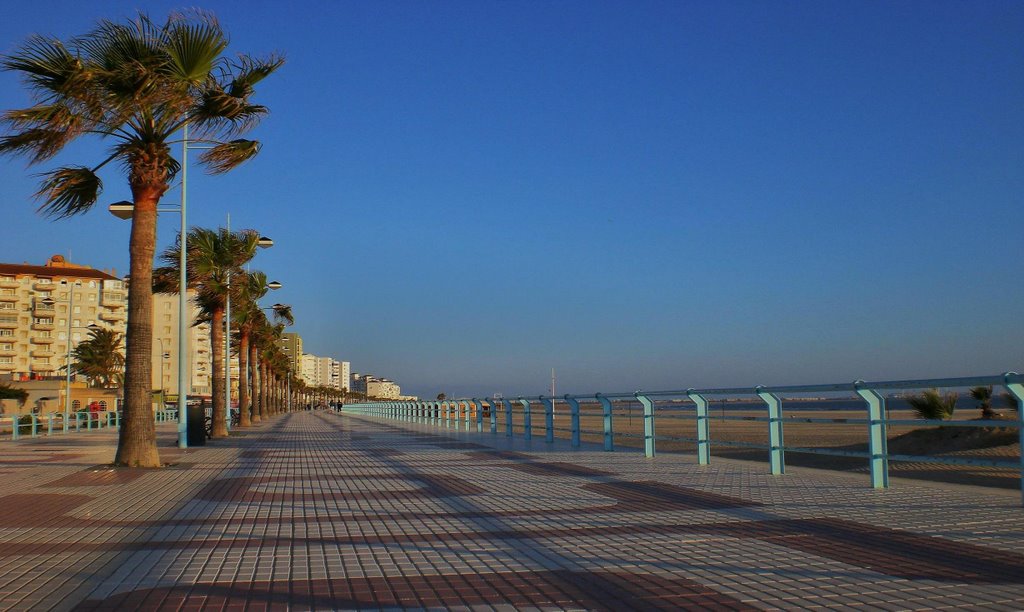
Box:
[150,291,214,399]
[277,332,303,378]
[0,256,126,383]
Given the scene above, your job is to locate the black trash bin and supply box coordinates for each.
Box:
[187,404,206,446]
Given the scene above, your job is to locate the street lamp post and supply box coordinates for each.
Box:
[41,287,99,432]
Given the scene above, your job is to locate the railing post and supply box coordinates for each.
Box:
[11,416,18,440]
[636,393,656,457]
[540,396,554,443]
[564,395,581,447]
[756,387,785,475]
[855,381,889,489]
[31,414,39,437]
[1004,372,1024,506]
[519,398,532,441]
[75,412,81,432]
[503,398,514,437]
[47,414,54,436]
[443,401,451,428]
[686,389,711,465]
[463,400,471,431]
[473,399,484,433]
[596,394,614,451]
[489,400,497,434]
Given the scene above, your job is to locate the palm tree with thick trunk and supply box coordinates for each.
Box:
[155,227,261,437]
[0,12,282,466]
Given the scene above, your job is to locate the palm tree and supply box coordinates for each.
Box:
[71,328,125,388]
[155,227,261,437]
[906,388,957,421]
[969,386,994,419]
[0,12,282,466]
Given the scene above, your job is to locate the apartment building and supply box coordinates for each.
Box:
[333,360,351,392]
[0,256,126,382]
[277,332,303,377]
[150,291,214,399]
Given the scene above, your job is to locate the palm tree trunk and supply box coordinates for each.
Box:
[114,186,162,468]
[259,360,269,421]
[250,342,261,424]
[238,331,251,427]
[210,307,227,437]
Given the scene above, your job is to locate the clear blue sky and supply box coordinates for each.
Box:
[2,1,1022,398]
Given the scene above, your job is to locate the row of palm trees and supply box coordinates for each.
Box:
[154,226,296,437]
[1,12,284,466]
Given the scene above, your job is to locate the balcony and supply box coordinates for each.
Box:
[31,322,55,332]
[0,293,18,302]
[99,310,125,322]
[0,319,20,329]
[0,348,16,357]
[0,279,20,289]
[30,335,55,344]
[32,362,56,372]
[33,281,55,291]
[31,348,55,358]
[101,292,126,307]
[32,300,55,313]
[0,362,14,371]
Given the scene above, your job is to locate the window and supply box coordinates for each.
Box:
[0,357,13,364]
[0,343,12,350]
[164,302,171,310]
[0,330,12,337]
[163,326,171,334]
[72,400,81,410]
[163,315,172,322]
[0,303,14,310]
[73,306,81,314]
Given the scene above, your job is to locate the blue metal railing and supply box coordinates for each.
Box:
[0,409,179,440]
[342,372,1024,503]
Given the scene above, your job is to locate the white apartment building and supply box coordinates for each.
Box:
[300,353,320,386]
[0,256,127,382]
[333,360,351,391]
[367,378,401,399]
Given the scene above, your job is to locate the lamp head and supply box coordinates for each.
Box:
[108,201,134,220]
[266,281,282,290]
[256,236,274,248]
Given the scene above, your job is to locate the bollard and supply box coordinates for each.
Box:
[540,396,554,443]
[564,395,580,447]
[596,394,614,451]
[635,393,656,457]
[756,387,785,475]
[686,390,711,465]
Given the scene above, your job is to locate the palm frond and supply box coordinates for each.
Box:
[271,304,294,326]
[1,35,87,97]
[164,16,228,83]
[227,54,285,97]
[198,138,260,173]
[0,126,71,164]
[34,166,101,218]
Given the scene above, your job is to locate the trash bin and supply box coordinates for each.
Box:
[187,404,206,446]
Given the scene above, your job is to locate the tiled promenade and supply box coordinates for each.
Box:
[2,412,1024,611]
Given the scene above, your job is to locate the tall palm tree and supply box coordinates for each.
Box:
[71,327,125,388]
[155,227,261,437]
[0,12,282,466]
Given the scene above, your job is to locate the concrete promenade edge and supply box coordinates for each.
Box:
[1,410,1023,611]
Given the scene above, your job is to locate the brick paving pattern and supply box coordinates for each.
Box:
[1,411,1023,610]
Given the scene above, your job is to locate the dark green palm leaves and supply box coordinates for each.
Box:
[0,10,283,218]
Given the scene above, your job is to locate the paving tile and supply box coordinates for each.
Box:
[1,411,1024,610]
